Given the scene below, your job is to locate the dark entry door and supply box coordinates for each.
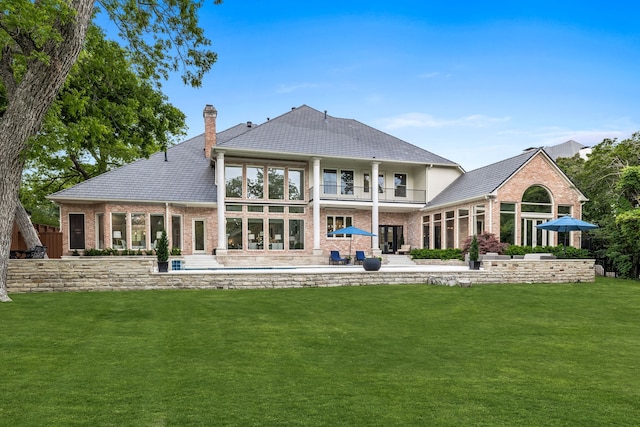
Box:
[378,225,404,254]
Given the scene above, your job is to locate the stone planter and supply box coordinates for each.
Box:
[363,257,382,271]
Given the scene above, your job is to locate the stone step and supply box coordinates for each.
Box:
[181,255,222,269]
[385,254,416,265]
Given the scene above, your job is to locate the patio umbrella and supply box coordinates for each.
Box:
[536,216,598,247]
[328,225,376,259]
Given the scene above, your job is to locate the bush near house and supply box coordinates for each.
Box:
[410,248,463,260]
[504,245,591,259]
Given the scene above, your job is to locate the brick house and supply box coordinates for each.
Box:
[48,104,587,264]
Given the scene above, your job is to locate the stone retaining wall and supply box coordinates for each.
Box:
[6,258,595,294]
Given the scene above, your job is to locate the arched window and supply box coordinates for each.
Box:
[521,185,552,213]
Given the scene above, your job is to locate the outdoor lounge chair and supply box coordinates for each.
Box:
[329,250,347,265]
[354,251,366,264]
[398,244,411,254]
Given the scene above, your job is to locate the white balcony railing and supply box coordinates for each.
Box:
[310,185,426,203]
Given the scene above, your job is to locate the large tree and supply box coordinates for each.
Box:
[556,132,640,277]
[0,0,221,302]
[21,24,187,225]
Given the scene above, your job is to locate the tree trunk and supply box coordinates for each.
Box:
[15,202,47,258]
[0,0,94,302]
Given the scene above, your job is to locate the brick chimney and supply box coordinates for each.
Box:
[203,104,217,158]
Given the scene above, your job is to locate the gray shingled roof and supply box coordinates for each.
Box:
[425,149,541,209]
[543,140,587,160]
[216,105,458,165]
[47,124,252,204]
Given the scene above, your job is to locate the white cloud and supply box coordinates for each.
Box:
[380,112,510,130]
[418,72,440,79]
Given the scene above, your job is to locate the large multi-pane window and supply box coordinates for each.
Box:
[112,213,127,249]
[246,166,264,199]
[557,205,573,247]
[394,173,407,197]
[289,219,304,250]
[268,167,285,199]
[521,185,552,213]
[473,205,485,235]
[288,169,304,200]
[225,165,243,198]
[326,215,353,237]
[500,203,516,245]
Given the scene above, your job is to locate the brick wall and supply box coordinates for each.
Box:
[6,258,595,294]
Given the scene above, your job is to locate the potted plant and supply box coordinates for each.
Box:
[156,230,169,272]
[363,256,382,271]
[469,234,480,270]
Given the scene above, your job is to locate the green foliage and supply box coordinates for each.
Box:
[156,230,169,263]
[170,247,181,256]
[468,235,479,261]
[503,245,591,259]
[461,232,508,255]
[2,280,640,425]
[19,25,186,225]
[410,248,463,260]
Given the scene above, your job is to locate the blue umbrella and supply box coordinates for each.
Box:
[536,216,598,247]
[328,226,376,259]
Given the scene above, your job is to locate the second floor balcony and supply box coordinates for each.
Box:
[311,185,426,204]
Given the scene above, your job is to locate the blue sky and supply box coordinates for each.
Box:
[109,1,640,170]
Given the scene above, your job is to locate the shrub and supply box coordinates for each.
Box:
[410,248,463,260]
[170,247,181,256]
[461,232,507,255]
[469,235,479,261]
[156,231,169,263]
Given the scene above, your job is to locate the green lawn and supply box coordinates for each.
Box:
[1,277,639,426]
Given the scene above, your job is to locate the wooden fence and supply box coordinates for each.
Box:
[10,223,63,259]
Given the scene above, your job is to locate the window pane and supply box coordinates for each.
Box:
[171,215,182,250]
[394,173,407,197]
[112,213,126,249]
[268,206,285,213]
[247,166,264,199]
[226,205,242,212]
[130,214,146,250]
[226,218,243,250]
[500,212,516,245]
[323,169,337,194]
[341,170,354,195]
[268,168,285,199]
[269,219,284,250]
[364,173,370,193]
[289,206,304,214]
[289,219,304,250]
[150,214,164,249]
[96,213,104,249]
[378,175,385,193]
[288,169,304,200]
[247,205,264,212]
[248,218,264,250]
[225,165,243,198]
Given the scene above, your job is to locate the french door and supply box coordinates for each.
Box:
[521,218,549,247]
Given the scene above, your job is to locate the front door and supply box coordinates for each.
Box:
[193,220,205,253]
[521,218,549,247]
[379,225,404,254]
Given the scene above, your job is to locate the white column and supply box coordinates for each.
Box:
[371,162,380,255]
[312,158,322,255]
[216,152,227,255]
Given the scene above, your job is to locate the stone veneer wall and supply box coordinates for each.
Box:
[7,258,595,294]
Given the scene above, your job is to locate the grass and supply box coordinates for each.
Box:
[1,277,640,426]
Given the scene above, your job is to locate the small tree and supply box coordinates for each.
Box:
[469,235,479,262]
[462,232,507,255]
[156,231,169,263]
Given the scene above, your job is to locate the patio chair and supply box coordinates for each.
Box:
[398,244,411,254]
[354,251,366,265]
[329,250,347,265]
